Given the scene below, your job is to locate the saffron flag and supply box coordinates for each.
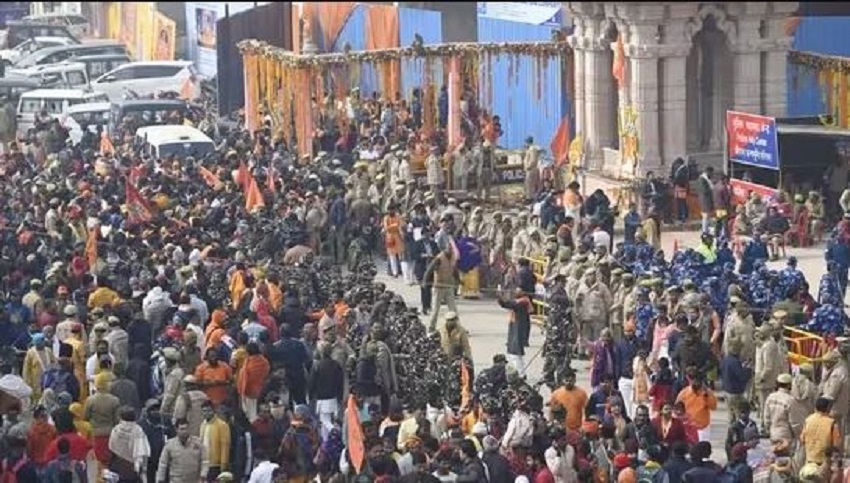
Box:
[612,34,626,90]
[244,174,266,213]
[461,359,471,410]
[346,395,366,474]
[550,118,570,166]
[179,76,194,100]
[267,166,276,194]
[229,270,246,310]
[85,227,98,271]
[100,132,115,155]
[199,166,222,189]
[125,178,153,225]
[236,161,249,191]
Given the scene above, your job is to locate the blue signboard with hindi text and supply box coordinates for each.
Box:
[726,110,780,171]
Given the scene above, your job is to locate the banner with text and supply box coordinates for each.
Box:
[730,178,778,206]
[726,110,780,171]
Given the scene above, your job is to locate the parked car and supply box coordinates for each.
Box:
[108,99,190,141]
[12,40,126,69]
[135,124,215,160]
[3,20,77,49]
[16,88,108,138]
[14,61,89,89]
[72,53,131,80]
[23,12,91,39]
[0,36,78,65]
[91,61,198,101]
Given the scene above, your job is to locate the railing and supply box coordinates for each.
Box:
[784,325,831,375]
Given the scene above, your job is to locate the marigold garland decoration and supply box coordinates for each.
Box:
[238,39,570,68]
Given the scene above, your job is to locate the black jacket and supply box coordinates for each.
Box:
[309,358,344,401]
[481,450,514,483]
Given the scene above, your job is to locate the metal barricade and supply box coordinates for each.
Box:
[531,298,549,326]
[784,325,830,375]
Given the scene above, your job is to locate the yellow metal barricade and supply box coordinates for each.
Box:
[531,298,549,326]
[784,326,830,374]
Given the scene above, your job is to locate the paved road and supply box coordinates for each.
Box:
[376,228,832,464]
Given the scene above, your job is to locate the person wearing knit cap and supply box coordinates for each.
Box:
[86,370,121,465]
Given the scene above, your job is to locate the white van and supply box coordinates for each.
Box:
[11,61,89,88]
[61,101,110,145]
[135,125,215,160]
[16,89,109,138]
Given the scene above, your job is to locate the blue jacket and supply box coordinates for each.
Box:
[720,354,752,395]
[614,338,639,379]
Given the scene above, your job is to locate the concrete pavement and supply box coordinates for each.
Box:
[375,228,832,464]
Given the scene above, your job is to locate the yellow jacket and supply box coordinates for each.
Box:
[88,287,123,309]
[800,412,840,465]
[22,347,55,400]
[200,416,231,470]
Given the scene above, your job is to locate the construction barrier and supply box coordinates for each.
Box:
[784,325,830,377]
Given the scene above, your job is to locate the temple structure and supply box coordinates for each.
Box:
[566,2,798,187]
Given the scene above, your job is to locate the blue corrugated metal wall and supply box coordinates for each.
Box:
[477,17,567,150]
[787,17,850,116]
[399,7,443,99]
[332,4,379,95]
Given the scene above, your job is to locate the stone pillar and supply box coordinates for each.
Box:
[731,18,764,114]
[569,26,615,171]
[762,18,794,118]
[661,47,690,164]
[584,42,617,169]
[628,23,661,176]
[447,56,462,148]
[573,48,586,147]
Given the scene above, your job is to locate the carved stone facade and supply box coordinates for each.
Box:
[567,2,798,180]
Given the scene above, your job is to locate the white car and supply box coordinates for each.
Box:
[23,13,91,39]
[0,36,76,65]
[90,61,199,101]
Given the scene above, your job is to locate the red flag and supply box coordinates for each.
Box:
[128,164,143,186]
[236,160,249,191]
[244,173,266,213]
[267,165,276,193]
[550,118,570,166]
[612,34,626,89]
[346,395,366,474]
[85,227,98,271]
[125,178,153,225]
[461,360,471,410]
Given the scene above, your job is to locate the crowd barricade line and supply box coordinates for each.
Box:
[784,325,830,377]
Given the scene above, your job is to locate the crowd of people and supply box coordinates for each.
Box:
[1,79,850,483]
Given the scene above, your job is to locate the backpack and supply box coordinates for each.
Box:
[0,457,28,483]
